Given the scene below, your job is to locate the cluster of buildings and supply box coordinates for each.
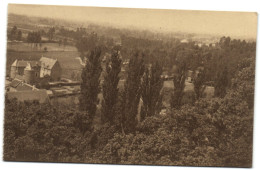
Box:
[5,53,128,105]
[10,56,62,84]
[6,56,80,104]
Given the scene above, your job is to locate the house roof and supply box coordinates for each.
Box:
[9,79,22,88]
[6,90,50,103]
[11,60,41,68]
[24,63,32,71]
[9,79,38,91]
[11,59,18,67]
[16,83,33,91]
[29,61,41,67]
[11,57,58,70]
[40,57,58,69]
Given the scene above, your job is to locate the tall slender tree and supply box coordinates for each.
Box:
[47,27,55,41]
[101,50,122,124]
[17,30,22,41]
[214,67,229,98]
[171,62,186,109]
[79,47,102,131]
[9,26,17,40]
[193,69,206,100]
[121,51,145,134]
[140,61,163,121]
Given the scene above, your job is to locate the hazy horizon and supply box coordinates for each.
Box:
[8,4,258,39]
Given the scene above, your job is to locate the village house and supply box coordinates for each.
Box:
[7,78,38,92]
[40,57,62,81]
[10,60,40,81]
[10,56,62,85]
[5,78,50,103]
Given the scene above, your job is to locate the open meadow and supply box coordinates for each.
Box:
[7,42,77,52]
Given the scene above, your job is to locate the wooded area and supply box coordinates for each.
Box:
[4,30,256,167]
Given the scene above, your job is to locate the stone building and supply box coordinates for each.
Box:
[10,57,62,84]
[40,57,62,81]
[10,60,41,80]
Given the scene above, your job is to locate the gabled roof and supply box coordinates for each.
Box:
[24,63,32,71]
[6,90,50,103]
[11,59,18,67]
[40,57,58,69]
[17,60,28,67]
[29,61,41,68]
[11,60,40,68]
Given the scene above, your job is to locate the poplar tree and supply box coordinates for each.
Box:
[141,61,163,121]
[171,62,186,109]
[121,51,145,134]
[101,50,122,124]
[79,47,102,130]
[17,30,22,41]
[214,67,229,98]
[193,69,206,100]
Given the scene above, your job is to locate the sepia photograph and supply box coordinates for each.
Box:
[2,3,258,168]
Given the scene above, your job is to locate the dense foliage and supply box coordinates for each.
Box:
[7,26,22,41]
[27,31,42,47]
[4,55,255,166]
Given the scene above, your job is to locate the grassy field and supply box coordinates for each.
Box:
[7,42,77,52]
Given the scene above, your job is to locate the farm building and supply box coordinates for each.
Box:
[7,78,38,92]
[10,57,62,84]
[10,59,41,80]
[23,62,41,84]
[40,57,62,81]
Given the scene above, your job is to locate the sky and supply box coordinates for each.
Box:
[8,4,258,39]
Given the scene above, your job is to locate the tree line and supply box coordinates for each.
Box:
[8,26,22,41]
